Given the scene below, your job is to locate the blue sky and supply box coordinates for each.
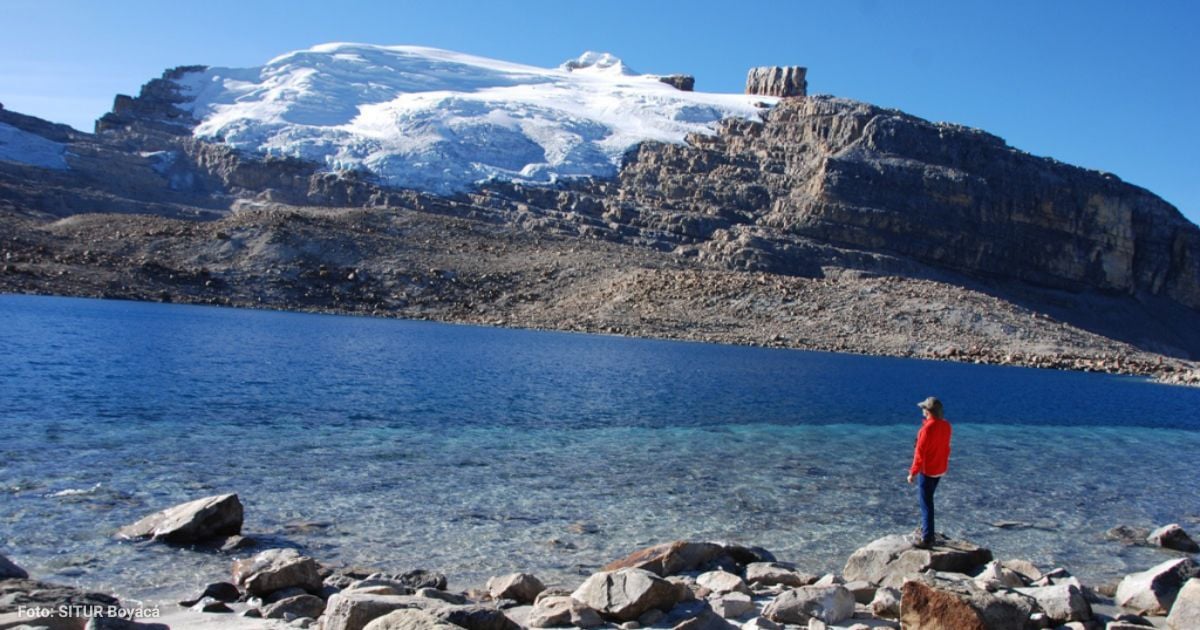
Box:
[2,0,1197,223]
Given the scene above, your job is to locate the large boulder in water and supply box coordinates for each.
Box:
[1147,524,1200,553]
[116,493,243,544]
[571,568,681,622]
[1116,557,1200,615]
[843,534,993,588]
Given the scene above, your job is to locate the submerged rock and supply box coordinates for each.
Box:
[116,493,243,543]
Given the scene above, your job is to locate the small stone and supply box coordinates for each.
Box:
[192,597,233,613]
[263,594,326,620]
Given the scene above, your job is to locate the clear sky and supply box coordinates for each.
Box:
[2,0,1197,224]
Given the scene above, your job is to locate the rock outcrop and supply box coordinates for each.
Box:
[115,493,243,543]
[745,67,807,98]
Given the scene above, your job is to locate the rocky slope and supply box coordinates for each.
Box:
[2,53,1199,381]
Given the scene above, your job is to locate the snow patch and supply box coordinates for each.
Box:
[170,43,777,194]
[0,122,69,170]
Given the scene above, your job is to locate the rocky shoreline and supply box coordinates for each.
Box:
[3,494,1200,630]
[2,208,1198,388]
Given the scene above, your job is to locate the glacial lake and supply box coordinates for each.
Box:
[1,294,1198,604]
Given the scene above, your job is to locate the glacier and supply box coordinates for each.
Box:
[0,122,69,170]
[173,44,776,195]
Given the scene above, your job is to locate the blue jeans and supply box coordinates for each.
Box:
[917,474,941,544]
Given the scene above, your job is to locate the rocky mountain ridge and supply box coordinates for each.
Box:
[2,54,1199,378]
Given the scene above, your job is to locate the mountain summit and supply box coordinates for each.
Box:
[152,43,769,194]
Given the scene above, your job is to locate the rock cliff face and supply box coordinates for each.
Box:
[611,97,1200,310]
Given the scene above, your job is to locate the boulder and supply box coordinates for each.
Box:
[1106,525,1152,546]
[744,563,814,588]
[363,609,462,630]
[527,595,603,628]
[673,608,738,630]
[262,593,326,619]
[0,553,28,579]
[739,618,781,630]
[697,571,751,596]
[264,586,309,603]
[1014,583,1091,624]
[415,588,469,605]
[870,586,900,619]
[976,560,1027,589]
[486,573,544,604]
[115,493,243,543]
[603,541,726,576]
[432,604,521,630]
[571,568,682,622]
[347,577,415,597]
[1116,557,1200,615]
[1000,559,1043,584]
[710,592,755,619]
[1167,578,1200,630]
[843,580,875,604]
[843,534,993,588]
[232,548,323,596]
[394,570,449,591]
[1148,524,1200,553]
[761,586,855,625]
[322,593,440,630]
[899,578,1036,630]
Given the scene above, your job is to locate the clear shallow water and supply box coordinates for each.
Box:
[1,294,1198,604]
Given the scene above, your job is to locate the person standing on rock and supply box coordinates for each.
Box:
[907,396,952,549]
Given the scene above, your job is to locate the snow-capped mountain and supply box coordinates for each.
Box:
[172,44,774,194]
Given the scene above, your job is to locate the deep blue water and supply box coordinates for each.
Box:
[1,294,1198,604]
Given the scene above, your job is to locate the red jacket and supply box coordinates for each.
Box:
[910,417,952,476]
